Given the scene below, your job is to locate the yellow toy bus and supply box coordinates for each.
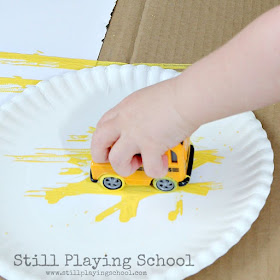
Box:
[90,139,194,192]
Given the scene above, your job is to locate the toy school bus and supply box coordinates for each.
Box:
[90,138,194,192]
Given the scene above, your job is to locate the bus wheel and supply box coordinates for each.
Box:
[101,175,124,190]
[153,178,177,192]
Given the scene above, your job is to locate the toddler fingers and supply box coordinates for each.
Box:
[91,124,120,163]
[96,109,117,129]
[108,137,140,177]
[141,150,168,178]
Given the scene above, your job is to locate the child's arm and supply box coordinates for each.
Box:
[175,5,280,126]
[91,6,280,178]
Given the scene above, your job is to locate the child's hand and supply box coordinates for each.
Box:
[91,77,198,178]
[92,5,280,179]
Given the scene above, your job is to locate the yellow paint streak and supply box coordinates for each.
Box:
[25,177,219,222]
[0,52,191,71]
[67,135,89,142]
[193,150,224,170]
[9,148,222,174]
[0,76,39,93]
[192,137,204,143]
[0,53,191,93]
[88,127,96,134]
[0,52,122,69]
[168,199,183,221]
[18,149,222,222]
[7,149,91,168]
[7,127,223,222]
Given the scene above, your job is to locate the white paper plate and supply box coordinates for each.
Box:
[0,65,274,280]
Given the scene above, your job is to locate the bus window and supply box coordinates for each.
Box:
[171,150,178,163]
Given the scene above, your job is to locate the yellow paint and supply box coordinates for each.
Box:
[67,135,89,142]
[4,232,8,235]
[66,224,69,227]
[0,52,191,93]
[192,136,204,143]
[87,127,96,134]
[8,128,223,223]
[0,52,190,71]
[0,53,191,93]
[0,76,39,93]
[168,199,183,221]
[25,179,220,222]
[50,225,53,228]
[193,150,224,169]
[7,148,91,169]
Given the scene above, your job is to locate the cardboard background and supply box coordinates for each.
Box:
[100,0,280,279]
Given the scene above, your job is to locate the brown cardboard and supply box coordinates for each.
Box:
[100,0,280,279]
[99,0,146,63]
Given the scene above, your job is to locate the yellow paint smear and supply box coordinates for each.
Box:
[25,177,219,223]
[0,53,190,93]
[0,76,39,93]
[7,129,223,223]
[87,127,96,134]
[67,135,89,142]
[192,136,205,143]
[193,150,224,169]
[168,199,183,221]
[0,53,191,93]
[0,52,190,71]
